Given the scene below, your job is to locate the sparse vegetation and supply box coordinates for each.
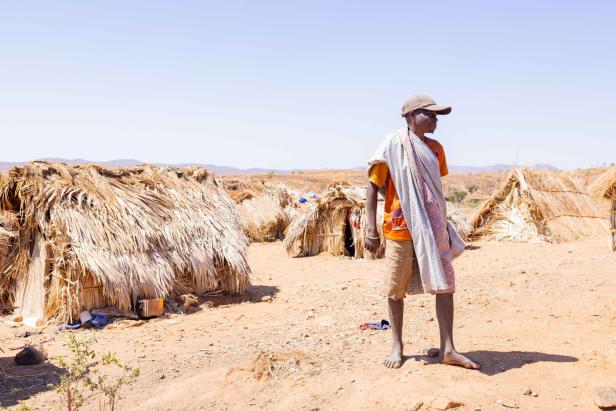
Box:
[447,190,468,204]
[53,335,139,411]
[87,352,140,411]
[467,198,482,208]
[54,335,96,411]
[465,183,478,194]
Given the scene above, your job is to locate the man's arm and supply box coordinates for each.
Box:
[365,180,380,252]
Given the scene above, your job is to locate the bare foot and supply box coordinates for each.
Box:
[440,350,480,369]
[384,343,403,369]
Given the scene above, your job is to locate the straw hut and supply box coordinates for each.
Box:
[470,168,606,242]
[0,162,251,325]
[590,167,616,251]
[224,179,292,242]
[284,183,385,258]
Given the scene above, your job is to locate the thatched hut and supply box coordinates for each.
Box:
[0,162,251,325]
[470,168,606,243]
[224,179,292,242]
[590,167,616,251]
[283,184,384,259]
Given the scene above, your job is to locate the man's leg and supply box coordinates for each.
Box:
[382,240,412,369]
[435,293,480,369]
[384,297,404,368]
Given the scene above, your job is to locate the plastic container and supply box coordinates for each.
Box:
[137,298,164,318]
[79,310,93,324]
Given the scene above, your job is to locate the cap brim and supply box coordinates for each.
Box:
[423,104,451,115]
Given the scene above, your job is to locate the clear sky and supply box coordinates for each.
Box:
[1,1,614,170]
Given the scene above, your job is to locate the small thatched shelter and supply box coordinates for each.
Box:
[283,183,384,259]
[224,179,292,242]
[590,167,616,251]
[470,168,607,243]
[0,162,251,325]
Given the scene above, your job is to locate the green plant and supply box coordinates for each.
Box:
[53,335,140,411]
[447,190,468,204]
[86,352,140,411]
[0,402,34,411]
[54,335,97,411]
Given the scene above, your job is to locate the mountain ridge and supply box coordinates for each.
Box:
[0,159,559,175]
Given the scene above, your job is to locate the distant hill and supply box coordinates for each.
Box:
[0,159,298,175]
[0,159,559,175]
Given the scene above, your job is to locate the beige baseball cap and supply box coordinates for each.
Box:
[401,95,451,117]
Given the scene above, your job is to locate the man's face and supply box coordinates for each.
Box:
[413,109,438,134]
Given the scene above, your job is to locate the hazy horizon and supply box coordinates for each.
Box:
[1,2,615,170]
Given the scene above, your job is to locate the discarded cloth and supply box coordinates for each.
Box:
[90,314,112,328]
[53,314,112,333]
[359,319,390,330]
[54,322,82,333]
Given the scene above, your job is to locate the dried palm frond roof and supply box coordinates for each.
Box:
[0,161,251,316]
[223,178,292,242]
[590,167,616,200]
[470,168,606,242]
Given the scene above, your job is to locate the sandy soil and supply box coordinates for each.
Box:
[2,235,615,411]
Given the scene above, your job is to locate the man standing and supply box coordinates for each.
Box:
[365,95,479,370]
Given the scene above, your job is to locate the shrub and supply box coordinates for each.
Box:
[447,190,468,204]
[53,335,139,411]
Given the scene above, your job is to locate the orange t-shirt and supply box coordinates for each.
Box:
[369,137,448,241]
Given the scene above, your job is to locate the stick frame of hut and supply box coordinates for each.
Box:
[0,162,251,325]
[590,167,616,251]
[470,168,607,243]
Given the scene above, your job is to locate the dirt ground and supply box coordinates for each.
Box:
[1,235,615,410]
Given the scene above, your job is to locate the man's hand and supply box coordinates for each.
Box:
[365,230,381,252]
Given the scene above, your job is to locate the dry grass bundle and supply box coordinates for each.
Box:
[589,168,616,251]
[0,210,18,306]
[327,179,351,189]
[283,184,384,258]
[224,179,292,242]
[470,168,607,243]
[590,167,616,200]
[0,161,251,323]
[446,202,471,240]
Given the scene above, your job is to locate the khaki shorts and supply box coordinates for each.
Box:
[384,239,423,299]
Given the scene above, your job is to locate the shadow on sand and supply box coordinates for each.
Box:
[198,285,280,308]
[0,356,64,407]
[404,350,577,376]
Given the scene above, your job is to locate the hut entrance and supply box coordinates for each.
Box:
[343,219,355,256]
